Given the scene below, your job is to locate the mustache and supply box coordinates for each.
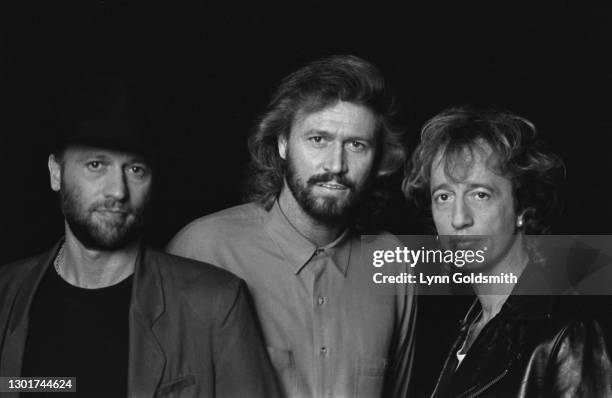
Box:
[307,173,355,189]
[90,199,133,214]
[446,236,486,249]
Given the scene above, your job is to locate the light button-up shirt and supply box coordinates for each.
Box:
[168,201,416,398]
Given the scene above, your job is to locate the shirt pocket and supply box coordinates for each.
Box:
[266,346,297,397]
[355,357,388,398]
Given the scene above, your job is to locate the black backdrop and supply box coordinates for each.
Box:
[2,2,612,264]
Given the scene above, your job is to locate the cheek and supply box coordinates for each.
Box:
[289,137,318,158]
[135,185,152,203]
[487,200,517,235]
[288,144,319,171]
[62,177,87,202]
[348,153,375,181]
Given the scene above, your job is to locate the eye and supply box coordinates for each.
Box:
[346,140,367,152]
[127,165,149,178]
[472,191,491,200]
[433,192,453,204]
[86,161,103,171]
[307,136,329,148]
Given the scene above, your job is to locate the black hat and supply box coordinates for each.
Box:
[61,118,159,160]
[53,75,168,161]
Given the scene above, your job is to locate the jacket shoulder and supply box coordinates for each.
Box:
[0,251,51,307]
[533,315,612,396]
[145,248,243,289]
[0,252,48,284]
[144,248,251,325]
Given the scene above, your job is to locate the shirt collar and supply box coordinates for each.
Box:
[264,200,352,276]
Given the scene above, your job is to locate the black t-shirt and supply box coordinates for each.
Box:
[21,264,133,398]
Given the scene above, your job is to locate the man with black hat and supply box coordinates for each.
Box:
[0,79,280,397]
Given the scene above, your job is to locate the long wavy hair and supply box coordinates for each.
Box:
[245,55,406,228]
[402,106,565,235]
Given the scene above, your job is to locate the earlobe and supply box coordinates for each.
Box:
[516,213,524,228]
[48,154,61,192]
[278,135,288,160]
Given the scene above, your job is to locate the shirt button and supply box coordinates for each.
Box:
[320,347,327,356]
[315,248,324,255]
[317,296,327,306]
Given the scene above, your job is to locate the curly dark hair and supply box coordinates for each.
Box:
[402,106,565,234]
[245,55,406,223]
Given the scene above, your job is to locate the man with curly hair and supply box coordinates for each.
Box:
[168,55,416,398]
[403,106,612,397]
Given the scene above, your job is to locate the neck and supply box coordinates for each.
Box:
[278,185,344,247]
[473,233,529,323]
[59,223,138,289]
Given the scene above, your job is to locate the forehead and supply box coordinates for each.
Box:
[291,101,377,139]
[61,146,150,164]
[430,142,511,190]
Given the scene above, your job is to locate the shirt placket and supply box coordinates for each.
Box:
[309,248,332,398]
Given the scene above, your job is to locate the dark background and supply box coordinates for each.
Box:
[1,2,611,263]
[1,3,611,396]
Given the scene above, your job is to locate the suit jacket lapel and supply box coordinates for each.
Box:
[0,244,59,378]
[128,247,166,398]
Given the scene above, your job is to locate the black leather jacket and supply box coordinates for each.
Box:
[431,267,612,398]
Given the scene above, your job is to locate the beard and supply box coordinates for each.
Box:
[285,154,368,226]
[60,179,148,251]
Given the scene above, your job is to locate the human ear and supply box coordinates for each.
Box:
[278,134,288,160]
[48,154,62,192]
[516,212,525,228]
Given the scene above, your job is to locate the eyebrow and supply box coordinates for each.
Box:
[75,152,149,165]
[465,182,496,191]
[304,129,334,138]
[75,153,111,161]
[127,157,150,165]
[430,182,496,193]
[430,182,451,193]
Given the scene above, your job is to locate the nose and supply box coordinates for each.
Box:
[451,197,473,230]
[104,166,128,201]
[323,142,347,175]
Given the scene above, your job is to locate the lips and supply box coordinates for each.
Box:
[308,172,354,190]
[95,208,130,217]
[316,182,348,190]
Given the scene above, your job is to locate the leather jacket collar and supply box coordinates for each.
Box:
[432,264,580,398]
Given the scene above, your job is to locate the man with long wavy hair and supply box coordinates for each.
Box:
[168,55,416,398]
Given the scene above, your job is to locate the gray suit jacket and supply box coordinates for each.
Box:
[0,242,281,397]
